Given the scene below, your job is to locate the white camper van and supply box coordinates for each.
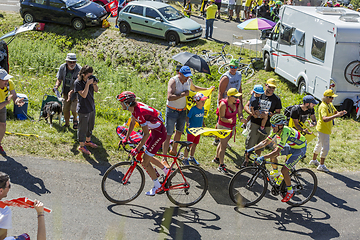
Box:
[262,6,360,105]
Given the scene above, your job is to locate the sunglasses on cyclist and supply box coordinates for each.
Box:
[271,124,277,128]
[230,65,238,69]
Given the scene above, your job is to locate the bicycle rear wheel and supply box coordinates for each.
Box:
[228,167,268,207]
[101,161,145,204]
[240,67,255,80]
[281,168,318,207]
[166,165,208,207]
[216,53,233,65]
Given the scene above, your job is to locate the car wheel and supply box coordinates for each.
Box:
[119,22,130,34]
[23,12,34,23]
[72,18,85,31]
[166,31,179,46]
[264,52,272,71]
[298,79,306,95]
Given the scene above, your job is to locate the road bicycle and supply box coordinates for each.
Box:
[199,43,233,66]
[218,58,257,80]
[101,141,208,207]
[228,153,317,207]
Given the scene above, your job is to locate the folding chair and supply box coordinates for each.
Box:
[231,34,245,56]
[39,94,63,125]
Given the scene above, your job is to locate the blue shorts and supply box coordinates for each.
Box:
[280,144,307,169]
[165,107,186,135]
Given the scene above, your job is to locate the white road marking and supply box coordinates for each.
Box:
[200,24,218,29]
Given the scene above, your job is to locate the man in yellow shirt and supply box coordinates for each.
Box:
[0,69,25,156]
[204,0,218,39]
[310,89,347,172]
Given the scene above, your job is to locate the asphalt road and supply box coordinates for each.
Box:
[0,0,259,45]
[1,155,359,239]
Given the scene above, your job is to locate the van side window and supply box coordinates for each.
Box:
[311,37,326,61]
[272,23,280,40]
[291,29,305,47]
[279,24,294,45]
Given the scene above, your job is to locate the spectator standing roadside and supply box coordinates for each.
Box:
[249,84,268,135]
[183,0,193,18]
[200,0,208,17]
[242,78,282,167]
[204,0,218,39]
[74,65,99,155]
[162,66,213,168]
[244,0,252,20]
[0,172,46,240]
[213,88,246,174]
[235,0,242,22]
[215,0,222,19]
[228,0,236,20]
[213,59,243,146]
[54,53,81,129]
[288,95,318,135]
[182,93,207,166]
[0,69,25,156]
[310,89,347,172]
[258,0,271,20]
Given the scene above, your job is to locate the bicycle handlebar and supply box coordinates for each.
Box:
[245,152,285,167]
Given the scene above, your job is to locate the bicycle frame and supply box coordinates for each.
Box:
[122,144,191,192]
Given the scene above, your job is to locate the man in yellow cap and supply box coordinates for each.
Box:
[242,78,282,167]
[310,89,347,172]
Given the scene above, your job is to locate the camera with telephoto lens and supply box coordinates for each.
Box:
[90,75,98,82]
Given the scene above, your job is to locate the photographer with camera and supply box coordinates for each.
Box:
[73,65,99,155]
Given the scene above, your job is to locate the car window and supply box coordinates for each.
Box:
[129,5,144,16]
[64,0,89,8]
[158,6,183,21]
[33,0,46,5]
[145,7,161,19]
[49,0,65,8]
[122,5,131,13]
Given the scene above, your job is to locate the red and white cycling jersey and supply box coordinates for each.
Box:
[132,102,163,130]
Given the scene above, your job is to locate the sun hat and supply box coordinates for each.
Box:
[65,53,77,61]
[253,84,265,94]
[0,69,13,80]
[303,95,319,104]
[193,92,208,101]
[227,88,242,97]
[323,89,338,97]
[266,78,277,87]
[179,66,193,77]
[229,59,239,68]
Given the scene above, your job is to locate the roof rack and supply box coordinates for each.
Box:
[316,7,346,15]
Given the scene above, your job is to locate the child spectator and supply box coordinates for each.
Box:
[249,84,268,135]
[182,93,207,166]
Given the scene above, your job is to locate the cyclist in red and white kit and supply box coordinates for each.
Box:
[117,91,170,196]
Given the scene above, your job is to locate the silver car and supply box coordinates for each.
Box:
[118,1,202,44]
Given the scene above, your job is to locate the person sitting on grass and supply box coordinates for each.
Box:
[249,84,268,136]
[183,0,192,18]
[182,93,208,166]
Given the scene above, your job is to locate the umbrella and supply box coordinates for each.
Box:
[172,52,211,74]
[237,18,276,30]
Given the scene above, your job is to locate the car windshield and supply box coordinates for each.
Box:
[158,6,183,21]
[64,0,89,8]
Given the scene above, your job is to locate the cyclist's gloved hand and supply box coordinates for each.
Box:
[121,139,129,146]
[245,147,255,155]
[130,148,139,157]
[256,156,265,165]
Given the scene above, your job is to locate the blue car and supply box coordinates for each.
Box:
[118,1,203,44]
[20,0,109,30]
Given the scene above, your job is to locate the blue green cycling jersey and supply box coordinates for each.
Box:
[267,126,307,150]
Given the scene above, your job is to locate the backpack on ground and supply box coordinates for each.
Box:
[340,98,354,118]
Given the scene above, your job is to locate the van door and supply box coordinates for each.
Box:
[269,22,280,68]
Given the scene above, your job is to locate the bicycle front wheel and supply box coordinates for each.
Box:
[240,67,255,80]
[218,63,230,75]
[216,53,233,65]
[101,161,145,204]
[166,166,208,207]
[228,167,268,207]
[281,168,318,207]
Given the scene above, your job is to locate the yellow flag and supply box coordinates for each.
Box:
[186,88,213,118]
[188,127,231,139]
[288,118,316,142]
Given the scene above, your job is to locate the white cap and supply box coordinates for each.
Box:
[0,69,13,80]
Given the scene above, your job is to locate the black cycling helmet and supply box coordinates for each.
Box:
[270,114,287,125]
[117,91,136,104]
